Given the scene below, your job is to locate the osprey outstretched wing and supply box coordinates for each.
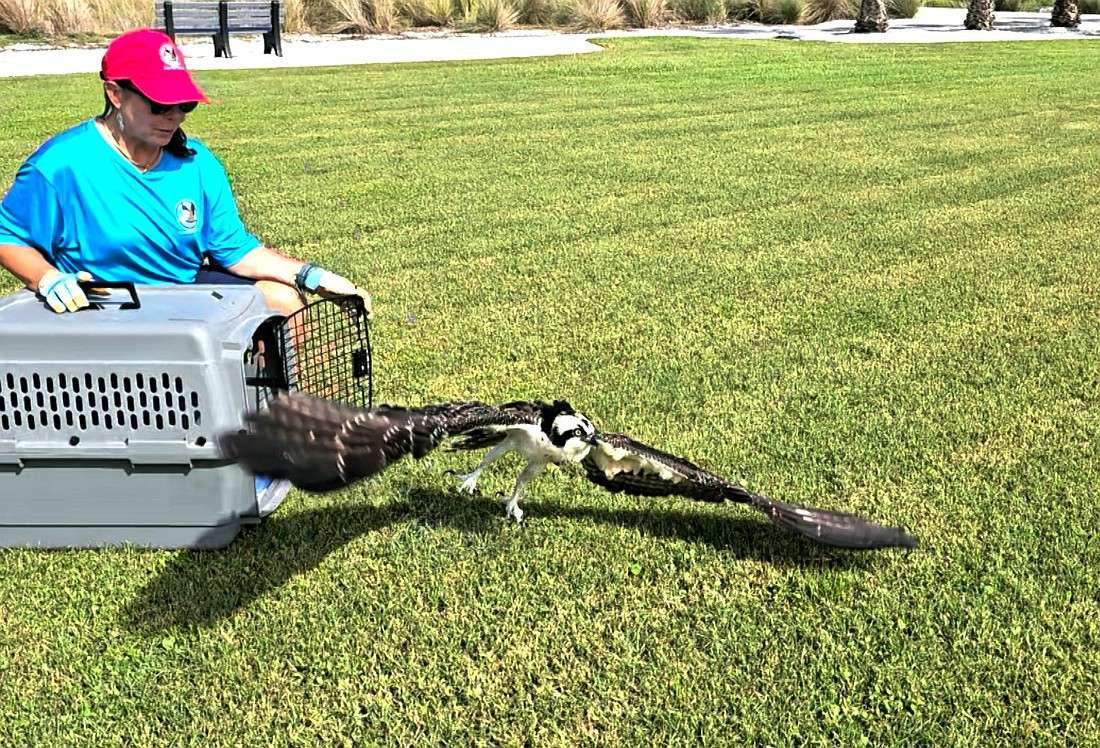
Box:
[583,433,917,550]
[218,392,583,494]
[220,391,918,549]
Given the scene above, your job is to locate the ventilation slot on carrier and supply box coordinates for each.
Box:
[0,371,203,433]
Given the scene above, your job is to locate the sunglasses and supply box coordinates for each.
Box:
[117,80,198,115]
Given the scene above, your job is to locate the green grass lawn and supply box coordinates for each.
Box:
[2,38,1100,745]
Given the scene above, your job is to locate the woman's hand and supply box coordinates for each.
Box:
[37,269,93,313]
[296,263,372,318]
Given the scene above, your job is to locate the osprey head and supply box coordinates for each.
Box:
[544,400,598,461]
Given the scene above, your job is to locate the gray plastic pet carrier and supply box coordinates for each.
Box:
[0,283,371,549]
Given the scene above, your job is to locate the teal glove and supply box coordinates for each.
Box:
[295,263,372,318]
[37,269,92,313]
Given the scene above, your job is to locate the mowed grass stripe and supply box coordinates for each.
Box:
[1,37,1099,746]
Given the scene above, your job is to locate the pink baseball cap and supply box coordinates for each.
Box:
[100,28,209,105]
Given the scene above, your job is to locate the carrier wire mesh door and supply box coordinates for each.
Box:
[246,295,372,411]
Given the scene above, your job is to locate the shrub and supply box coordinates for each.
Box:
[86,0,153,33]
[323,0,371,31]
[1082,0,1100,12]
[457,0,477,20]
[705,0,728,22]
[625,0,667,25]
[476,0,518,28]
[729,0,802,23]
[46,0,93,33]
[800,0,855,23]
[0,0,48,34]
[671,0,726,22]
[763,0,802,22]
[517,0,559,24]
[726,0,756,18]
[321,0,402,32]
[995,0,1041,10]
[0,0,125,36]
[369,0,402,31]
[281,0,309,32]
[887,0,920,18]
[403,0,455,26]
[570,0,626,29]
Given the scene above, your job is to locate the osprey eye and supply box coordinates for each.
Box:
[573,428,583,436]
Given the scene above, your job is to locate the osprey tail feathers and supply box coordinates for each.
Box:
[749,495,918,550]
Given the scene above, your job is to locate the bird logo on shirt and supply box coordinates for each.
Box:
[176,200,197,231]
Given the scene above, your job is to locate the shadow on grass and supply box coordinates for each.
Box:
[124,500,411,634]
[536,498,880,568]
[125,487,881,632]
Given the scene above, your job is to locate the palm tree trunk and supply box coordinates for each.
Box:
[964,0,995,30]
[854,0,888,32]
[1051,0,1081,27]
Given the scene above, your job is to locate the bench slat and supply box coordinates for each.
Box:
[227,12,277,23]
[155,0,284,57]
[155,13,221,25]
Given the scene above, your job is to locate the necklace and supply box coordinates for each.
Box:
[97,117,162,173]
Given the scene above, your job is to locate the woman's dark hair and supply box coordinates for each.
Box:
[100,80,198,160]
[165,128,196,159]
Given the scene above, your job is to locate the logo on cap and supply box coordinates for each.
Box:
[160,43,183,71]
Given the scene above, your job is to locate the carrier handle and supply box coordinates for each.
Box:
[78,281,141,310]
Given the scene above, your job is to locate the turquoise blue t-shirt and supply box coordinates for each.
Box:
[0,119,262,283]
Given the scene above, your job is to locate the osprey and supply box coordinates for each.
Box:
[219,392,918,550]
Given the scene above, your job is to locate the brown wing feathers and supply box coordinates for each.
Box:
[219,396,415,491]
[219,393,536,492]
[582,433,918,550]
[223,395,448,491]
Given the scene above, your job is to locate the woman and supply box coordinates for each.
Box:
[0,28,370,316]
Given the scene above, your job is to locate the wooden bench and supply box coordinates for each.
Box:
[154,0,285,58]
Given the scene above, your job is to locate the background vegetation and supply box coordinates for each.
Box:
[5,0,1064,38]
[2,0,1095,38]
[2,36,1100,745]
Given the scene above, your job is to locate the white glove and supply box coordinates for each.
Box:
[296,263,372,318]
[36,269,92,313]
